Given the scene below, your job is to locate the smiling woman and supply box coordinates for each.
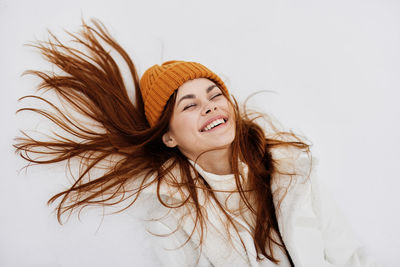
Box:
[14,19,379,267]
[163,78,236,175]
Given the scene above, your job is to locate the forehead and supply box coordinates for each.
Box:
[176,78,217,96]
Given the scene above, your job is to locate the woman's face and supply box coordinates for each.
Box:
[162,78,235,160]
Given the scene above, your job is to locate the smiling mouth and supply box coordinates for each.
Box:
[200,118,228,132]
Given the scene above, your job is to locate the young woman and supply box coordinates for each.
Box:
[15,20,378,267]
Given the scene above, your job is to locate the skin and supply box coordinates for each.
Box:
[162,78,236,175]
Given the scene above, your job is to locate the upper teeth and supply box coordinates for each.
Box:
[203,118,225,132]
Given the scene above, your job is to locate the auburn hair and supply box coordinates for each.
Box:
[15,19,310,265]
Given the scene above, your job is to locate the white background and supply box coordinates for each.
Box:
[1,0,399,266]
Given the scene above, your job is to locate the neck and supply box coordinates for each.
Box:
[191,147,232,175]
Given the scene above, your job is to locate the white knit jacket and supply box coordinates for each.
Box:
[139,149,379,267]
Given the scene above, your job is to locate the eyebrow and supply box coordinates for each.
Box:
[176,84,217,106]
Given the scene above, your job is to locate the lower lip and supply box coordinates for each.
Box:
[202,121,227,133]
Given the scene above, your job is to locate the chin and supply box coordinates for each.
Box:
[210,136,235,149]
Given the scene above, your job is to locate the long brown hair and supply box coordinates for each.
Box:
[14,19,310,264]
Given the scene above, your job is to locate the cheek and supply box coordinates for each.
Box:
[221,101,235,120]
[170,113,198,140]
[225,103,237,134]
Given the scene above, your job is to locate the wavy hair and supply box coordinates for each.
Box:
[14,19,310,265]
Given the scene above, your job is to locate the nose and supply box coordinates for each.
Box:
[203,104,217,115]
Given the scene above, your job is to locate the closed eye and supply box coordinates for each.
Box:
[183,103,196,111]
[210,93,223,100]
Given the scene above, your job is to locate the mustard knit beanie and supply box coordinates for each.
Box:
[139,60,229,127]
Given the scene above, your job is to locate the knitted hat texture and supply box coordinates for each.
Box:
[139,60,228,126]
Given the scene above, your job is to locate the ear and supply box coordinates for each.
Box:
[162,131,178,148]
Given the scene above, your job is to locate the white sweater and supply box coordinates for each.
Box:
[139,150,379,267]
